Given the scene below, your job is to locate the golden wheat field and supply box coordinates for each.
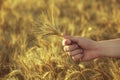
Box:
[0,0,120,80]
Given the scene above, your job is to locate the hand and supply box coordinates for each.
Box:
[62,35,101,61]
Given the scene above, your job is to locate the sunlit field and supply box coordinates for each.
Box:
[0,0,120,80]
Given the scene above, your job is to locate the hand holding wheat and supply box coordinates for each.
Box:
[33,11,101,62]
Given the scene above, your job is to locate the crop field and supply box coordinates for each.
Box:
[0,0,120,80]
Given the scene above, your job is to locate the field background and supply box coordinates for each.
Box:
[0,0,120,80]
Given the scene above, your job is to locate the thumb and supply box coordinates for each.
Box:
[62,39,71,46]
[63,35,79,43]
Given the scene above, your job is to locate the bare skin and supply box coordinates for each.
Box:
[62,35,120,62]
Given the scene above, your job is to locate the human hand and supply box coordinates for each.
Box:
[62,35,101,61]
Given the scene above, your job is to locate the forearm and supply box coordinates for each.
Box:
[97,39,120,57]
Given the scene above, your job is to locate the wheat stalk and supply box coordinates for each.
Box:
[33,9,63,39]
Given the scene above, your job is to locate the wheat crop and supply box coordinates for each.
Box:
[0,0,120,80]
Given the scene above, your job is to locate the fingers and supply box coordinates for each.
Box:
[72,53,84,61]
[63,44,78,52]
[67,49,83,56]
[66,48,84,62]
[62,35,85,61]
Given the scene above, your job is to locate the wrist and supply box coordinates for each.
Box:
[95,41,105,58]
[96,39,120,58]
[96,40,114,57]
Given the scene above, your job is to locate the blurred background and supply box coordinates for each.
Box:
[0,0,120,80]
